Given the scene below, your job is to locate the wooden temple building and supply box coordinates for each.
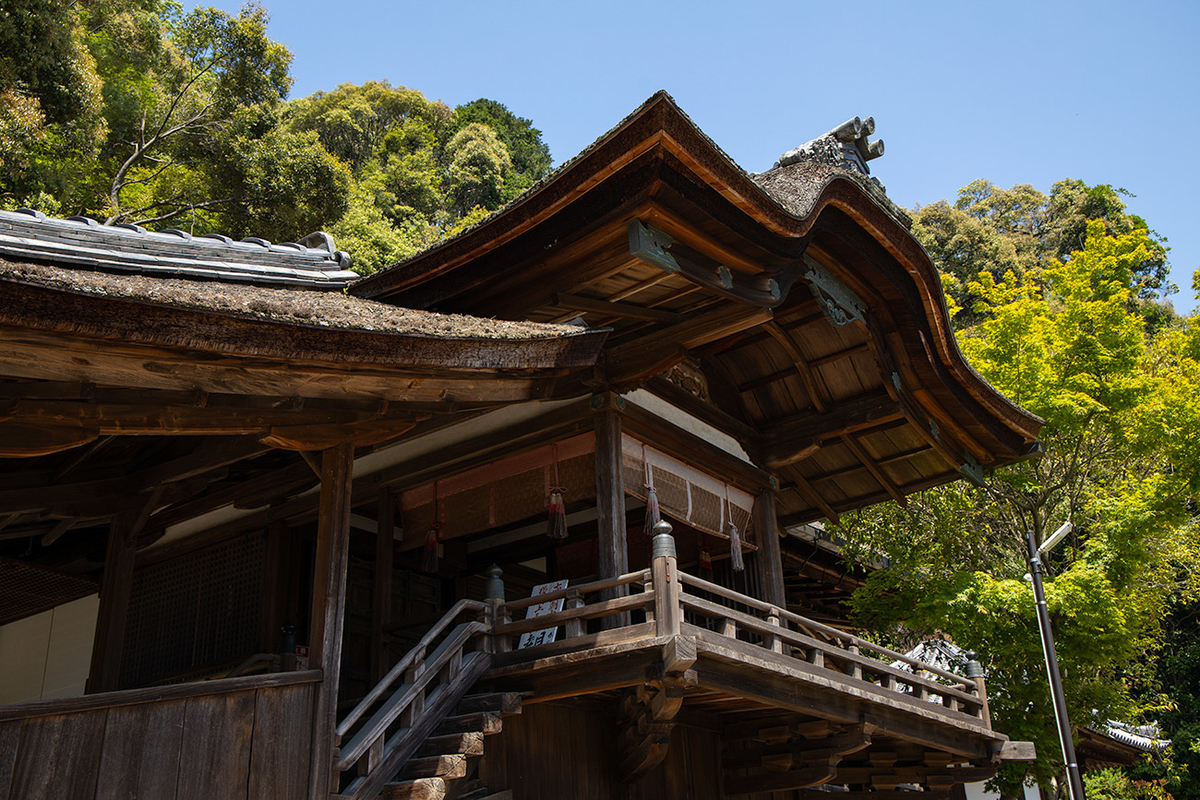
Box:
[0,93,1043,799]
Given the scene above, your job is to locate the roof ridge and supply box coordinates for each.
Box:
[0,209,358,290]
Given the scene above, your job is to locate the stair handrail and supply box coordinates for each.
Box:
[337,598,487,739]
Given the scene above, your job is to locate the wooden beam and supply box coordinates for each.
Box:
[840,434,906,507]
[0,422,99,457]
[753,490,786,608]
[757,390,903,469]
[593,408,629,629]
[308,442,356,800]
[784,467,840,525]
[762,321,829,413]
[87,511,139,693]
[372,490,395,685]
[554,292,682,324]
[606,305,773,387]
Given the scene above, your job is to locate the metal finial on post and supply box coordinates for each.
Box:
[650,519,680,636]
[964,651,983,679]
[484,564,505,601]
[651,519,676,559]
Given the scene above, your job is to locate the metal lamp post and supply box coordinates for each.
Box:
[1026,523,1086,800]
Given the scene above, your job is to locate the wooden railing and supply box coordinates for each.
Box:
[332,599,492,800]
[490,529,991,726]
[677,571,989,721]
[491,569,655,656]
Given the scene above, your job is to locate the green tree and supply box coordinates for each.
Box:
[842,223,1200,795]
[444,122,511,216]
[452,98,551,200]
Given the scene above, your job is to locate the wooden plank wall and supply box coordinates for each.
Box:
[0,672,318,800]
[479,702,723,799]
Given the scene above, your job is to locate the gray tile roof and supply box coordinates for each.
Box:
[0,209,359,289]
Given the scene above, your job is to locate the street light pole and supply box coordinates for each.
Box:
[1026,528,1086,800]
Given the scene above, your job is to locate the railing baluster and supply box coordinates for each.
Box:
[847,645,862,680]
[564,589,584,639]
[808,648,824,669]
[651,521,681,637]
[767,608,783,654]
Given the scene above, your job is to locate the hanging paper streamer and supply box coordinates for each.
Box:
[724,486,744,572]
[643,446,660,534]
[546,444,568,539]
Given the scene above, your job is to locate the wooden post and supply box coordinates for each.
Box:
[87,510,138,694]
[594,408,629,628]
[965,652,991,726]
[307,442,355,800]
[753,489,787,609]
[371,489,395,684]
[650,521,681,637]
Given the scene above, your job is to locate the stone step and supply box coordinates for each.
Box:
[456,692,521,716]
[435,711,502,736]
[417,731,485,758]
[381,777,445,800]
[459,789,512,800]
[401,753,468,780]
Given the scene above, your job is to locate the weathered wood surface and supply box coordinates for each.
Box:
[0,675,317,799]
[87,511,138,694]
[308,442,355,800]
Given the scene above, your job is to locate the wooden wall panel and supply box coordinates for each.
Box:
[0,720,21,799]
[480,702,619,799]
[95,699,186,800]
[248,683,314,800]
[176,689,257,799]
[9,710,106,799]
[0,673,317,799]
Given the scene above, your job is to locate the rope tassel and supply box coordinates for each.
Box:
[547,487,568,539]
[724,486,744,572]
[644,448,661,534]
[421,524,440,573]
[727,519,744,572]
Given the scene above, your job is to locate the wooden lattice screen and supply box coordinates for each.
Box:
[120,532,265,687]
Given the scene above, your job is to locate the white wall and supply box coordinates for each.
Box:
[0,594,98,705]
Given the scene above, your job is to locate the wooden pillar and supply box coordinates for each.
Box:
[307,442,355,800]
[87,510,138,694]
[594,409,629,627]
[753,489,787,609]
[371,489,394,684]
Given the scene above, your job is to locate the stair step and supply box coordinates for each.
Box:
[436,711,503,736]
[402,753,468,780]
[457,692,521,716]
[459,790,511,800]
[382,777,446,800]
[417,731,485,758]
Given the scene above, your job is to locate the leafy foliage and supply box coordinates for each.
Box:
[0,3,553,275]
[842,206,1200,794]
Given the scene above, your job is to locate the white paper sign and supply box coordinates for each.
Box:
[517,579,569,649]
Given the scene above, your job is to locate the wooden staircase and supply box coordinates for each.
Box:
[381,692,521,800]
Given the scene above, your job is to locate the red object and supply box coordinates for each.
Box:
[547,488,568,539]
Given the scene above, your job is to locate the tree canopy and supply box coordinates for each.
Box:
[0,2,553,275]
[845,184,1200,797]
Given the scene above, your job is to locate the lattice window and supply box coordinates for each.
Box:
[120,533,265,687]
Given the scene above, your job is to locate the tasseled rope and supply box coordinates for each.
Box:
[421,482,441,573]
[643,445,660,534]
[725,485,744,572]
[547,444,568,539]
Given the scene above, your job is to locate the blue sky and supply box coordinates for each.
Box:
[200,0,1199,312]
